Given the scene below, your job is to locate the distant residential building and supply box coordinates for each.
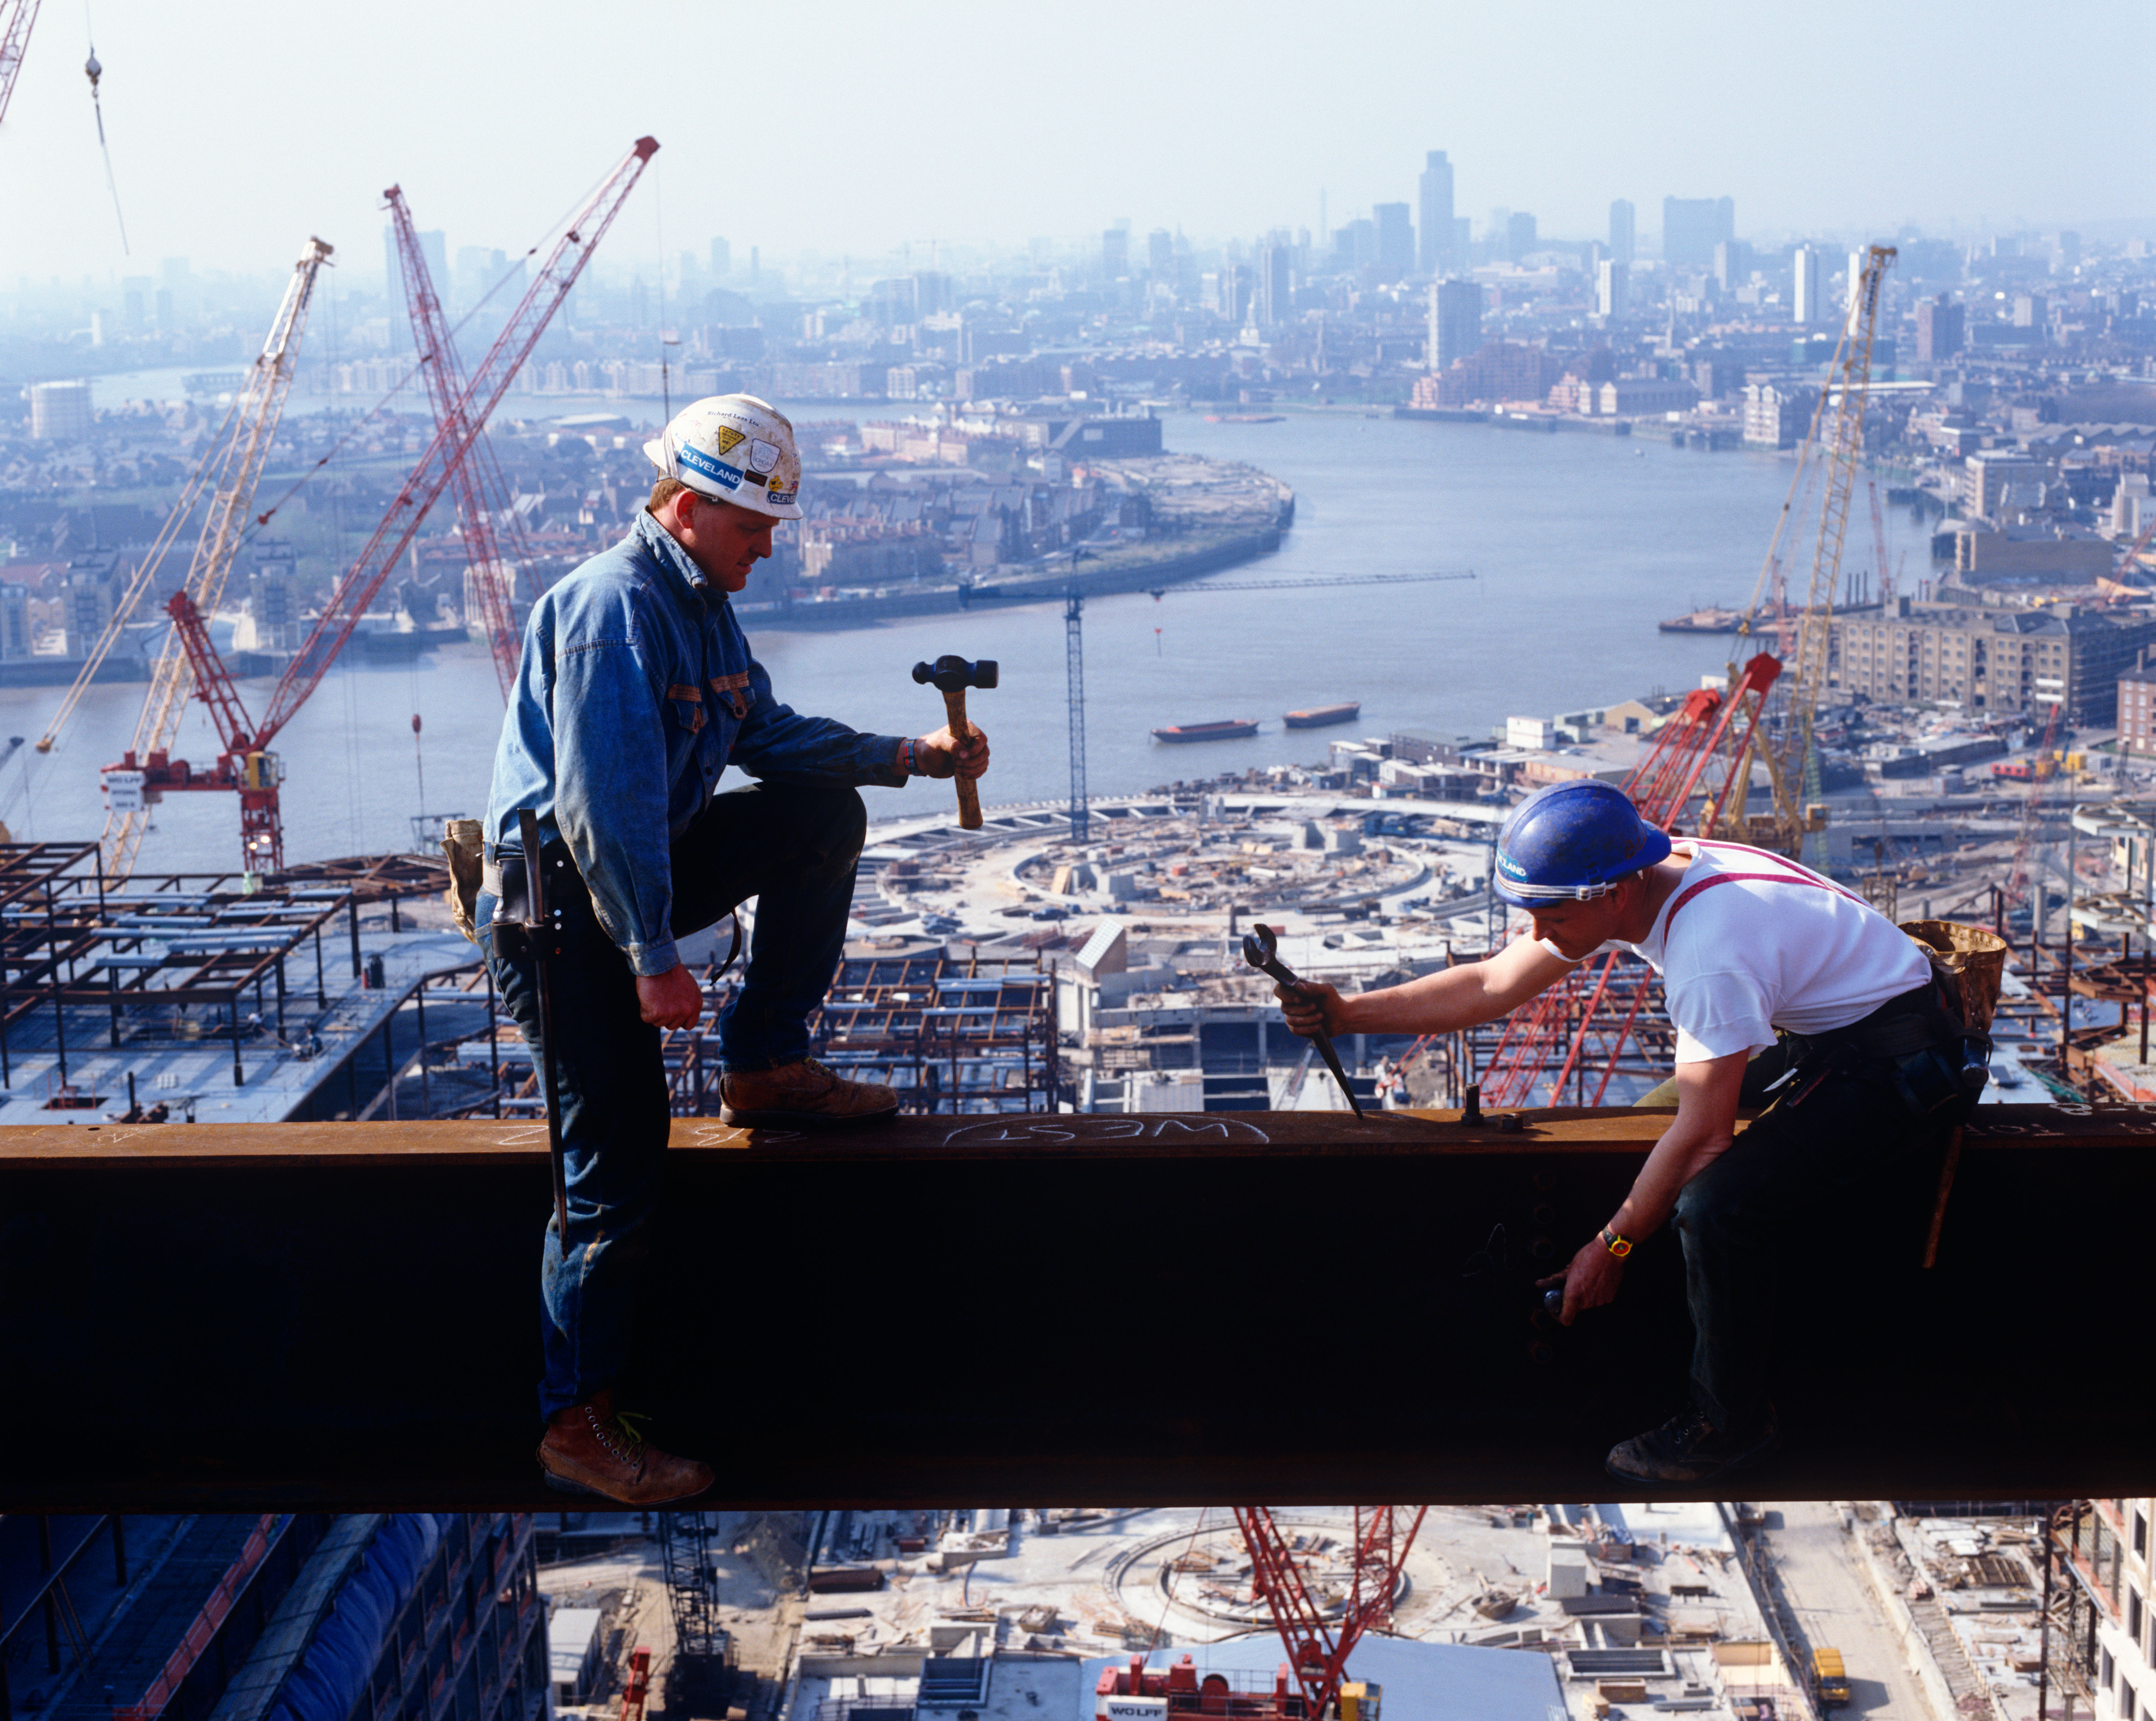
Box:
[1596,258,1627,319]
[2114,475,2154,539]
[1609,199,1636,266]
[2013,292,2048,329]
[1507,212,1538,262]
[1418,341,1559,407]
[1332,218,1377,272]
[2121,663,2156,755]
[1916,293,1965,362]
[1426,278,1483,370]
[1102,228,1129,278]
[1147,229,1174,281]
[1743,382,1809,449]
[1592,377,1700,417]
[1953,528,2112,581]
[28,380,93,440]
[1691,353,1745,400]
[1713,239,1752,292]
[1255,243,1293,330]
[1418,151,1455,274]
[1965,451,2039,521]
[1663,196,1733,268]
[1375,203,1415,278]
[1792,245,1823,327]
[1837,599,2156,722]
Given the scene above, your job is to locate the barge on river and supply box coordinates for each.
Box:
[1151,720,1260,744]
[1282,701,1361,729]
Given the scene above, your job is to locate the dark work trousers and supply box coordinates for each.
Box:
[481,781,868,1417]
[1671,1036,1970,1430]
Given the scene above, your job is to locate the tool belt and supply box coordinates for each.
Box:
[483,842,744,979]
[1778,969,1989,1121]
[481,845,580,962]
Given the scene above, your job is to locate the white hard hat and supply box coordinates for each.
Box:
[643,394,802,520]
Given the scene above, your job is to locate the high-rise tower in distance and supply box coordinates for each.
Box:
[1793,244,1822,326]
[1419,150,1455,274]
[1427,278,1483,369]
[1609,199,1636,266]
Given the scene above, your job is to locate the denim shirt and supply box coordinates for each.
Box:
[486,509,906,976]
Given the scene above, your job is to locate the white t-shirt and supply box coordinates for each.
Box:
[1542,839,1932,1064]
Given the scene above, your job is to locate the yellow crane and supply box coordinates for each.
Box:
[1730,243,1897,857]
[36,236,333,879]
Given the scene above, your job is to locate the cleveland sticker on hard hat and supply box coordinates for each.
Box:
[678,445,743,490]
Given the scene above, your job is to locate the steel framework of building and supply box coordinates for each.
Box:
[0,840,367,1097]
[94,138,657,878]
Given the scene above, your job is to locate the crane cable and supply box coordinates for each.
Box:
[82,16,126,253]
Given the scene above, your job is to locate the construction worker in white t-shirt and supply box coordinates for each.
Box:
[1273,779,1987,1485]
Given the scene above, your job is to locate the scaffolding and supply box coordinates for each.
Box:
[643,950,1062,1116]
[0,840,363,1096]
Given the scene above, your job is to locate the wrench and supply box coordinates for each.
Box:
[1242,923,1365,1120]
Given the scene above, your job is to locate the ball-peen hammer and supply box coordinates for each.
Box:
[910,655,997,830]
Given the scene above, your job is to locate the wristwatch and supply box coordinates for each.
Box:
[1599,1226,1634,1259]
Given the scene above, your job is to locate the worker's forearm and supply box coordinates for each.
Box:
[1331,962,1516,1037]
[1607,1119,1730,1241]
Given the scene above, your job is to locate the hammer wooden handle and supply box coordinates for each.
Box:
[941,687,982,830]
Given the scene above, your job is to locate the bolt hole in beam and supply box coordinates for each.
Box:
[0,1104,2150,1509]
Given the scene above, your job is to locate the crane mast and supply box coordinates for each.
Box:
[1746,244,1896,860]
[259,136,657,745]
[94,236,334,880]
[0,0,40,126]
[101,138,656,878]
[386,184,538,698]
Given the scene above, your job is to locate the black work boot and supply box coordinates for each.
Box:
[1605,1402,1779,1485]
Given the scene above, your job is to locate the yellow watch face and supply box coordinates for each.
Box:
[1603,1231,1633,1258]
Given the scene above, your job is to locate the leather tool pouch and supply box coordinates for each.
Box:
[441,819,485,946]
[487,850,536,961]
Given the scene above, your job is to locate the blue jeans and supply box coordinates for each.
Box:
[482,781,868,1417]
[1671,1037,1969,1430]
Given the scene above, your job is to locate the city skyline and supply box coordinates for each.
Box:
[0,0,2149,283]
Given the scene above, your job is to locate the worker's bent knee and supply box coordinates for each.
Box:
[800,784,867,858]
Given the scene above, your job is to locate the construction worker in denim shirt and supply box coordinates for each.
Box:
[479,394,989,1504]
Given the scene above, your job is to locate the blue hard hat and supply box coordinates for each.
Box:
[1491,781,1671,908]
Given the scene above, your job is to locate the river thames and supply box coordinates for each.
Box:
[0,407,1937,872]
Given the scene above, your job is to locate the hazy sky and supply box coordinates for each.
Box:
[1,0,2147,286]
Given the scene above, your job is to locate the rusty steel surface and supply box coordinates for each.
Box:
[1,1101,2141,1165]
[3,1102,2151,1511]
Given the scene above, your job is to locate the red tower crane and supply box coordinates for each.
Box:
[386,183,544,697]
[1477,653,1784,1108]
[1232,1507,1427,1721]
[104,135,657,875]
[0,0,40,126]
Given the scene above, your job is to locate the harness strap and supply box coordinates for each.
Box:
[1661,866,1865,935]
[1661,864,1946,1066]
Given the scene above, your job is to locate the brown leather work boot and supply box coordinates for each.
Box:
[537,1389,712,1504]
[717,1058,900,1127]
